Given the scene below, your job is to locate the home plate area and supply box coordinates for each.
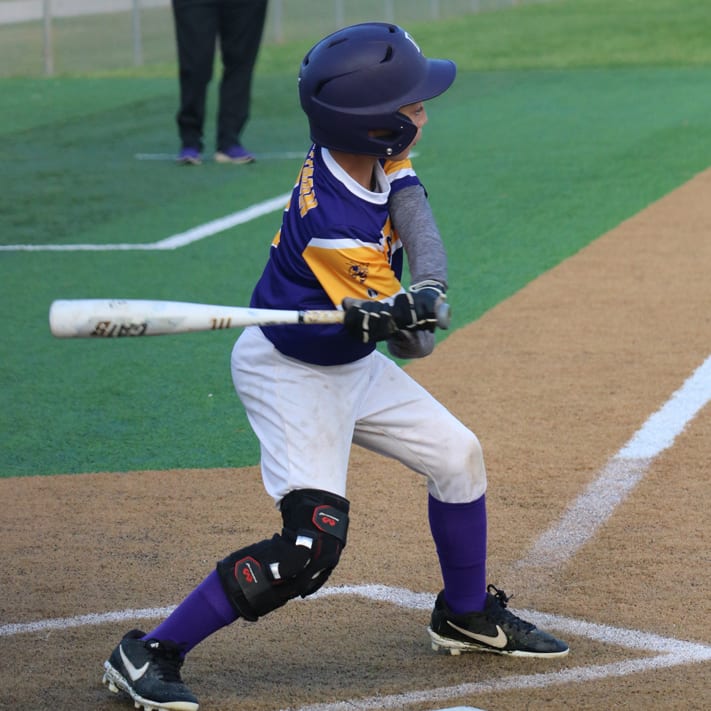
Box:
[280,584,711,711]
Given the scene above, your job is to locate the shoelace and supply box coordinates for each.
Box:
[147,640,186,683]
[487,584,536,633]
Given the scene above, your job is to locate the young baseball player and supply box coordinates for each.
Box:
[102,22,568,711]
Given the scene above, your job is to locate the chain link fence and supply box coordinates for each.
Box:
[0,0,531,77]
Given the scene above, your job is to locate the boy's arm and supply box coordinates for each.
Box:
[387,184,448,359]
[389,184,448,289]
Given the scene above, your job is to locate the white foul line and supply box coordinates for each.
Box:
[0,192,290,252]
[518,353,711,569]
[3,583,709,711]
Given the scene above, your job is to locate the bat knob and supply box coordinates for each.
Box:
[436,300,451,330]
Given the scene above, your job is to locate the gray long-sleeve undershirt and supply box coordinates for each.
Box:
[389,184,448,289]
[386,184,448,359]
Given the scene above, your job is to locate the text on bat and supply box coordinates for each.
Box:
[91,321,149,337]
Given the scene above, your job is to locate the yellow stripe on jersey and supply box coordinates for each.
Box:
[383,157,415,182]
[303,239,403,306]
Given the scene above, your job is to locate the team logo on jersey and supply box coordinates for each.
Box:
[380,217,395,264]
[348,262,369,283]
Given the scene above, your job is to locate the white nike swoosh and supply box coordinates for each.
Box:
[120,645,150,682]
[446,620,508,649]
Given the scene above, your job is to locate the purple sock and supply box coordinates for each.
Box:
[144,569,239,655]
[428,493,488,614]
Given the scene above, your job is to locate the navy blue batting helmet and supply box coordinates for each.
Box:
[298,23,456,157]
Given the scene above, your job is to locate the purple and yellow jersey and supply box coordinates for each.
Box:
[250,145,421,365]
[382,156,421,193]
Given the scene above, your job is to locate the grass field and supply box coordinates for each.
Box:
[2,0,711,478]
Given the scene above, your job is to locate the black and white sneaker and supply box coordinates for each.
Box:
[102,629,199,710]
[428,585,569,658]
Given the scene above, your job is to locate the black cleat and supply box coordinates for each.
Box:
[428,585,569,658]
[102,629,199,710]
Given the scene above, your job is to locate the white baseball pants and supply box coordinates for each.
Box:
[231,327,486,505]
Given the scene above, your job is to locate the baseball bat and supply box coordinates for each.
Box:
[49,298,451,338]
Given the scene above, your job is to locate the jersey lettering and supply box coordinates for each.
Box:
[298,148,318,217]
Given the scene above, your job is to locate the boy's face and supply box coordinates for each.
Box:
[392,101,428,160]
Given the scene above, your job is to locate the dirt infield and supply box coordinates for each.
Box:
[2,169,710,710]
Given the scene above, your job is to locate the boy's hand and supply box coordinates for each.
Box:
[391,280,448,332]
[342,298,398,343]
[342,281,448,343]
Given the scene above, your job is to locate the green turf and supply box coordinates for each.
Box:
[3,1,711,78]
[0,75,304,246]
[2,0,711,477]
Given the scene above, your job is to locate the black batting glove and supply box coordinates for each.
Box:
[342,298,399,343]
[391,280,447,332]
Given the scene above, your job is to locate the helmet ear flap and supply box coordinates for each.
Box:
[308,109,419,158]
[367,119,419,157]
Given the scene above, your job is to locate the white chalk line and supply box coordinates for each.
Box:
[518,353,711,569]
[0,191,290,252]
[0,606,176,638]
[2,583,709,711]
[4,150,422,252]
[133,150,419,162]
[134,152,307,161]
[286,649,711,711]
[291,586,710,711]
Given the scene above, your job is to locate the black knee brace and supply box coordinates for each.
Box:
[216,488,349,621]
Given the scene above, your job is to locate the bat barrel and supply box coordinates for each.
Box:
[48,299,345,338]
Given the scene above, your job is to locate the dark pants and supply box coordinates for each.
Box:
[171,0,268,152]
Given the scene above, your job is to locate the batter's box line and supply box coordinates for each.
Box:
[1,584,709,709]
[286,585,711,711]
